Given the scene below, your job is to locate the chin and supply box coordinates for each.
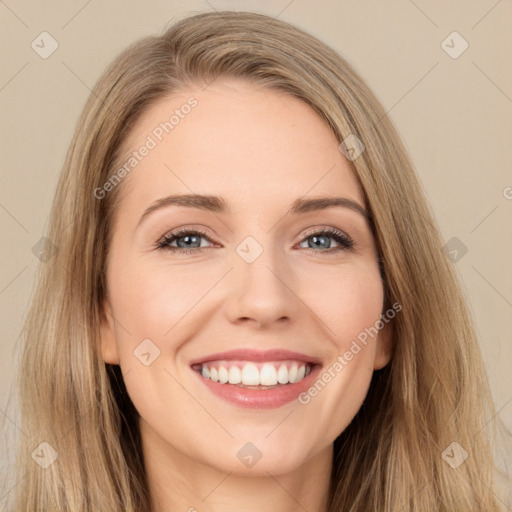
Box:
[197,437,318,477]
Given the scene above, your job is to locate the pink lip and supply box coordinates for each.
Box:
[189,348,322,409]
[189,348,322,366]
[192,363,321,409]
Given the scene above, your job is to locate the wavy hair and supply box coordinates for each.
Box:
[6,10,510,511]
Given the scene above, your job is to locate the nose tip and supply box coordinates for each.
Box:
[225,246,300,328]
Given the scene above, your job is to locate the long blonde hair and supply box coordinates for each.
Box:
[6,10,510,511]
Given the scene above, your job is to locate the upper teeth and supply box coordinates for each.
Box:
[197,361,312,386]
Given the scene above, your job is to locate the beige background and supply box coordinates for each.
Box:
[1,0,511,488]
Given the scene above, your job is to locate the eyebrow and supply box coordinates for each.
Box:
[136,193,369,229]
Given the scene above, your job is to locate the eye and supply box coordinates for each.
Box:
[155,226,355,256]
[297,227,355,255]
[155,227,215,256]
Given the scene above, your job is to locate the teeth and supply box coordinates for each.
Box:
[228,366,242,384]
[218,366,229,384]
[260,363,278,386]
[197,360,313,387]
[277,364,288,384]
[241,363,260,385]
[288,364,298,383]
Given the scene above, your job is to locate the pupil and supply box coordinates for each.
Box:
[178,235,199,248]
[311,235,330,249]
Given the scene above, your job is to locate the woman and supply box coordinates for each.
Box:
[9,10,510,511]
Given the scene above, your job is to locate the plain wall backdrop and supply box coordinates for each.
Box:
[1,0,511,498]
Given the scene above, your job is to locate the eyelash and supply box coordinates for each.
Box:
[155,226,355,256]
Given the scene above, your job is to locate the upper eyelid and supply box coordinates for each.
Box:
[161,225,349,237]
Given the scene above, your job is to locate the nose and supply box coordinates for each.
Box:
[224,241,301,329]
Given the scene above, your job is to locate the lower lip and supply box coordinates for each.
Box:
[192,364,321,409]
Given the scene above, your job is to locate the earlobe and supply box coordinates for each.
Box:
[99,301,119,365]
[373,320,393,370]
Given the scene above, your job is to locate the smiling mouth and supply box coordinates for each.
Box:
[191,360,315,389]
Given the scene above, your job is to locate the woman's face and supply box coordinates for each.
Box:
[100,77,392,476]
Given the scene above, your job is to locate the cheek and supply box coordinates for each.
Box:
[299,260,384,348]
[108,257,220,347]
[293,263,384,437]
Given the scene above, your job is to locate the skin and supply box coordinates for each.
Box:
[100,77,393,512]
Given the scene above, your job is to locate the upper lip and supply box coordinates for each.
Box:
[189,348,322,366]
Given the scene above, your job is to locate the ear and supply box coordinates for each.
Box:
[99,300,120,365]
[373,319,393,370]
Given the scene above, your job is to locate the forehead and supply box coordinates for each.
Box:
[114,77,364,219]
